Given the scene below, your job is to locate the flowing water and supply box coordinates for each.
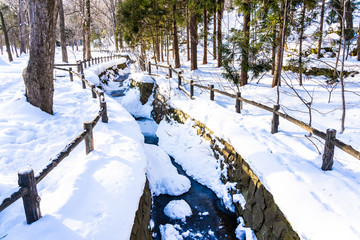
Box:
[136,118,238,239]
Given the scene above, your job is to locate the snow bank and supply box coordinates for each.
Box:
[0,50,147,240]
[157,119,235,211]
[163,200,192,221]
[144,144,191,196]
[159,224,183,240]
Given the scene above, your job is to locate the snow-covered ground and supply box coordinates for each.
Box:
[0,49,148,239]
[139,9,360,240]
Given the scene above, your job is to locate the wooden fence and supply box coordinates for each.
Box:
[0,54,127,224]
[140,59,360,171]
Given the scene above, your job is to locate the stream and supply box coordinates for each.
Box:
[137,118,238,239]
[109,72,240,239]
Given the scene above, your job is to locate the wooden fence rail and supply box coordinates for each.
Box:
[141,59,360,169]
[0,53,125,224]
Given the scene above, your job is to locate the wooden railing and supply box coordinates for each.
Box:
[140,59,360,170]
[0,54,127,224]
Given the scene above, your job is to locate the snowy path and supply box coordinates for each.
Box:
[0,50,147,239]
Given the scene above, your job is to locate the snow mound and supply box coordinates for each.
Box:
[164,200,192,221]
[159,224,183,240]
[130,72,154,83]
[144,144,191,196]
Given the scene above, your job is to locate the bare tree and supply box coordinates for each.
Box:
[202,1,207,65]
[19,0,26,54]
[23,0,59,114]
[190,10,197,70]
[59,0,68,62]
[317,0,325,59]
[173,4,180,68]
[217,0,224,67]
[0,9,12,62]
[85,0,91,58]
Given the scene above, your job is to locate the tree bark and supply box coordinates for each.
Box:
[317,0,325,59]
[240,0,250,86]
[190,12,197,70]
[24,0,60,114]
[299,2,306,86]
[59,0,68,63]
[173,5,180,68]
[19,0,27,54]
[271,26,276,75]
[272,0,288,88]
[186,6,190,62]
[85,0,91,59]
[202,4,207,65]
[357,21,360,61]
[155,29,160,62]
[213,11,217,60]
[0,10,13,62]
[79,0,86,59]
[217,0,224,68]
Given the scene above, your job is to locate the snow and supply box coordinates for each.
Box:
[235,217,257,240]
[140,8,360,240]
[157,119,235,211]
[159,224,183,240]
[144,144,191,196]
[0,48,147,240]
[163,200,192,221]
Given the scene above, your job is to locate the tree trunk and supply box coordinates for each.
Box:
[0,10,13,62]
[213,11,217,60]
[79,0,86,59]
[271,26,276,75]
[340,0,346,133]
[299,3,306,86]
[272,0,288,88]
[85,0,91,59]
[0,38,3,54]
[217,0,224,68]
[357,21,360,61]
[173,5,180,68]
[12,35,19,57]
[59,0,68,63]
[202,4,207,65]
[186,6,190,62]
[317,0,325,59]
[160,32,164,62]
[155,30,160,62]
[19,0,27,54]
[240,0,250,86]
[190,12,197,70]
[24,0,60,114]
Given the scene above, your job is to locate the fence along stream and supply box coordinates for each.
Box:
[140,59,360,171]
[0,54,128,224]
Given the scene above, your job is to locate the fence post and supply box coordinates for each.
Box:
[100,101,109,123]
[83,60,87,68]
[321,129,336,171]
[178,74,182,89]
[83,122,94,155]
[169,65,172,78]
[190,80,194,98]
[236,92,242,113]
[271,104,280,134]
[148,62,151,75]
[69,68,73,81]
[91,85,97,98]
[91,58,94,65]
[77,61,80,72]
[18,169,42,224]
[210,85,214,101]
[88,58,91,67]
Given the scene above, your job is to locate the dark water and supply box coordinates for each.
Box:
[136,118,238,239]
